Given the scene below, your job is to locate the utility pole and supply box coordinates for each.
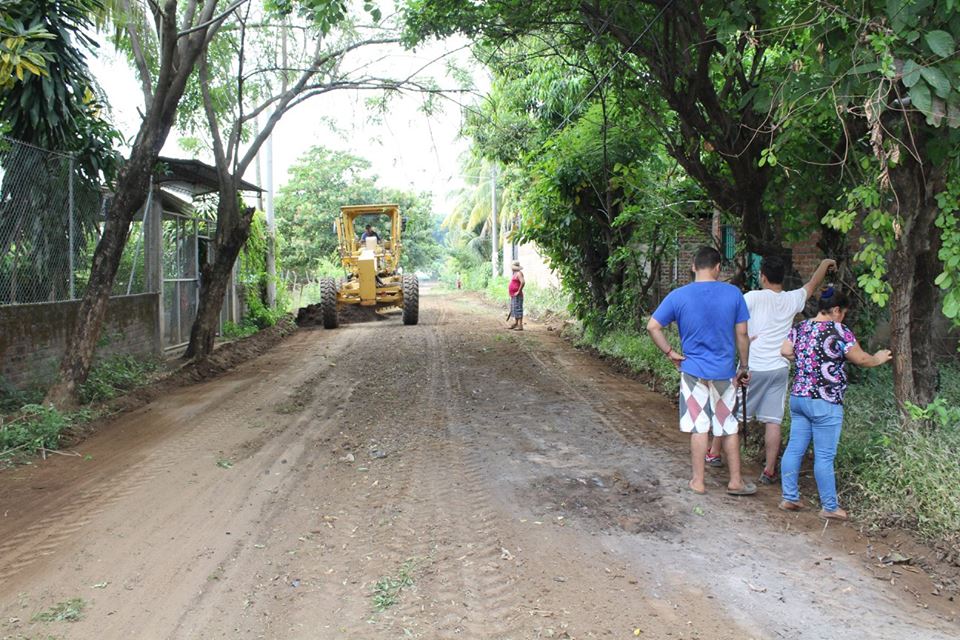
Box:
[265,129,276,307]
[254,118,264,213]
[264,23,288,308]
[490,164,499,279]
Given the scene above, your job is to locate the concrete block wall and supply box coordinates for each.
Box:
[0,293,161,391]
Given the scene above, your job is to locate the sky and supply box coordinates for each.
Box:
[88,16,487,218]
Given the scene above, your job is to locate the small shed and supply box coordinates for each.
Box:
[142,157,262,350]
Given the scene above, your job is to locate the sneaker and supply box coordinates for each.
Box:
[705,454,723,468]
[758,470,778,485]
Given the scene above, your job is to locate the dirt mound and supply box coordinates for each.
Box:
[296,303,393,326]
[177,316,298,383]
[295,303,324,326]
[525,471,674,535]
[105,317,298,412]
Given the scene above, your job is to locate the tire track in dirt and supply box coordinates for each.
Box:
[165,343,365,638]
[175,319,450,638]
[390,305,525,639]
[0,331,345,589]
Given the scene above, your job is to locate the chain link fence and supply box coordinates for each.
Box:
[0,136,145,305]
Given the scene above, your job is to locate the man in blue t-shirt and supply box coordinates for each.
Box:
[647,246,756,496]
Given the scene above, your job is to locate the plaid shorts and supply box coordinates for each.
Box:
[678,373,739,436]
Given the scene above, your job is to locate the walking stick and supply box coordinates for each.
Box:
[740,382,748,448]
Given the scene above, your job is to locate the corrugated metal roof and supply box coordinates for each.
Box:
[156,157,262,196]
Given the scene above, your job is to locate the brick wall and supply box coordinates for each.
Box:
[0,293,161,391]
[658,217,830,297]
[657,217,736,296]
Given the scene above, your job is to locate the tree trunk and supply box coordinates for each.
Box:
[910,235,942,405]
[43,8,212,407]
[887,243,917,407]
[44,145,157,408]
[885,117,946,409]
[184,200,255,359]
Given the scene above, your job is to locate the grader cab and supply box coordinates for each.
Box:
[317,204,419,329]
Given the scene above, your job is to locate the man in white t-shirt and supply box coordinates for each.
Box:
[706,256,836,484]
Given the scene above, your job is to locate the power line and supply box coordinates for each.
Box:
[547,0,677,140]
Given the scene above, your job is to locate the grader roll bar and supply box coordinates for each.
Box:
[334,204,403,307]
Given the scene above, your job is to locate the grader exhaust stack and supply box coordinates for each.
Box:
[317,204,419,329]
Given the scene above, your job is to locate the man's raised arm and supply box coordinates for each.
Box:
[802,258,837,298]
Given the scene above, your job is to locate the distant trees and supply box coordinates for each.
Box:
[276,145,442,277]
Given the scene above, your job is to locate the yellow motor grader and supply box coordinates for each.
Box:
[317,204,419,329]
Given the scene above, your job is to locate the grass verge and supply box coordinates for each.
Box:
[837,368,960,551]
[578,322,960,553]
[1,354,162,464]
[583,328,682,396]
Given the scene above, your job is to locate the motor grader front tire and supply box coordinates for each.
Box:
[402,274,419,325]
[320,277,339,329]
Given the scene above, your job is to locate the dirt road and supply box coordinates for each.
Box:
[1,289,957,639]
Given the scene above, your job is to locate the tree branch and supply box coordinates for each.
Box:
[178,0,250,38]
[199,50,229,184]
[121,0,154,109]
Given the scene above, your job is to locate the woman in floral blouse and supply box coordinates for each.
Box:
[779,288,892,520]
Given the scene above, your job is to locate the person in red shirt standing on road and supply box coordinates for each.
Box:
[508,260,525,331]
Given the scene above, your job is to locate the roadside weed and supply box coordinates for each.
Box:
[78,355,161,404]
[0,405,86,460]
[372,559,417,612]
[31,598,86,622]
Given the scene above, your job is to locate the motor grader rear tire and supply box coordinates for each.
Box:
[402,274,419,325]
[320,277,339,329]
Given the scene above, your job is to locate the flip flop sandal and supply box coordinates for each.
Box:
[726,482,757,496]
[778,500,804,512]
[819,509,848,521]
[688,481,706,495]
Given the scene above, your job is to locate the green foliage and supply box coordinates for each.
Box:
[237,210,290,329]
[0,4,55,88]
[822,168,896,307]
[0,0,121,182]
[221,321,258,339]
[0,403,71,454]
[32,597,86,622]
[904,398,960,429]
[0,379,44,414]
[934,172,960,323]
[78,354,161,404]
[264,0,378,32]
[839,366,960,546]
[372,559,416,612]
[818,1,960,325]
[275,145,443,277]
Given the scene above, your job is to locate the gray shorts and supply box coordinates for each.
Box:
[743,368,789,425]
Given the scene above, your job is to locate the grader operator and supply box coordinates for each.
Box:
[316,204,419,329]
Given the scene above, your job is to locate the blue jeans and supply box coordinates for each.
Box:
[781,395,844,511]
